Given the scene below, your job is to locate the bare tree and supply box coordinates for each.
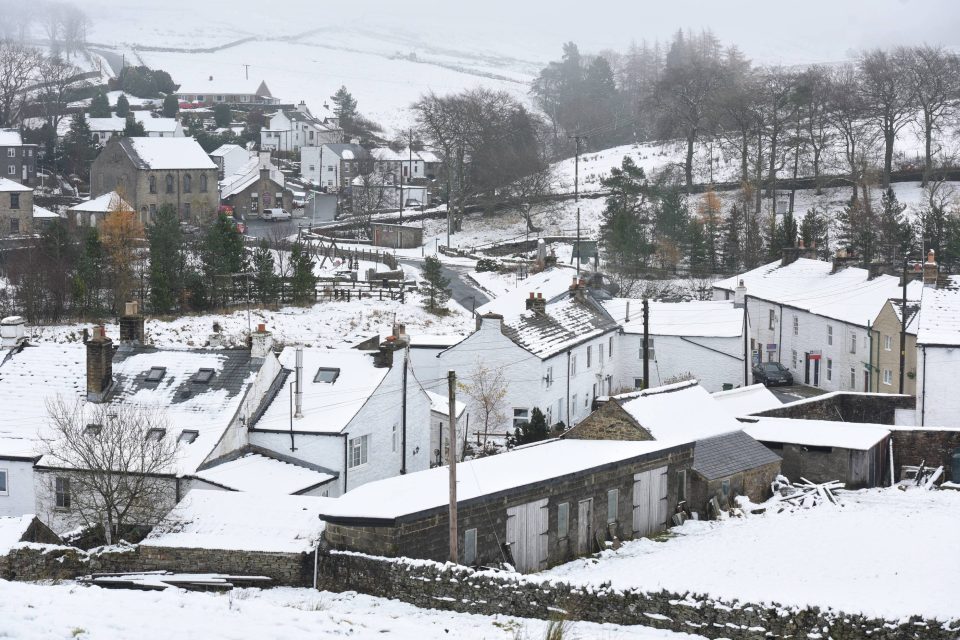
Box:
[459,362,508,453]
[0,40,41,127]
[40,398,179,545]
[40,2,62,52]
[859,49,916,188]
[827,64,876,200]
[61,4,88,61]
[899,45,959,186]
[794,65,833,194]
[38,54,85,130]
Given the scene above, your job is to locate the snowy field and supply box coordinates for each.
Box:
[543,487,960,622]
[0,582,703,640]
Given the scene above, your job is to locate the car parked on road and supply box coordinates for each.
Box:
[752,361,794,386]
[261,208,292,221]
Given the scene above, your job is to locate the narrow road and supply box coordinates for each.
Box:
[398,258,489,313]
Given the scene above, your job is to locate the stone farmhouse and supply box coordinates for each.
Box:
[0,178,34,237]
[0,130,37,187]
[90,137,219,224]
[218,151,294,219]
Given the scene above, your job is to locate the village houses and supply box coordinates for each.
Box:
[300,143,371,191]
[260,101,342,153]
[0,130,37,187]
[175,79,280,108]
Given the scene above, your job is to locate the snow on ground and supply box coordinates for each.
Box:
[542,487,960,622]
[0,581,704,640]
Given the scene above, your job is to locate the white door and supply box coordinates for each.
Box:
[577,498,593,555]
[505,498,548,572]
[632,466,669,537]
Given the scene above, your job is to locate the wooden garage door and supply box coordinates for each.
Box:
[505,498,549,572]
[632,466,668,537]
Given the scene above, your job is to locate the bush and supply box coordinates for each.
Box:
[475,257,502,273]
[509,407,549,447]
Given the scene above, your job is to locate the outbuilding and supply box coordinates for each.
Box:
[319,438,693,572]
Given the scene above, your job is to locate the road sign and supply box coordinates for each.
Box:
[766,343,777,352]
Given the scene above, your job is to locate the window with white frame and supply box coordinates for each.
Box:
[0,468,7,495]
[883,369,893,386]
[769,309,776,329]
[607,488,619,524]
[826,358,832,381]
[391,424,398,452]
[55,476,71,509]
[599,343,604,365]
[793,315,799,336]
[513,408,529,428]
[571,394,578,416]
[638,338,655,361]
[791,350,797,369]
[6,148,14,157]
[556,398,563,423]
[884,335,892,351]
[464,528,477,565]
[849,367,856,389]
[608,336,613,359]
[545,365,553,388]
[348,435,369,468]
[570,354,577,376]
[586,346,592,368]
[827,325,833,345]
[7,165,14,175]
[850,332,857,354]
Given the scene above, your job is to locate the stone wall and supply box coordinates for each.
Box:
[756,393,914,424]
[316,551,956,640]
[891,428,960,482]
[0,188,33,237]
[1,543,312,586]
[562,400,652,441]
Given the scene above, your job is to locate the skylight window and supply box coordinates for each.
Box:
[146,428,166,441]
[145,366,166,382]
[178,430,199,444]
[314,367,340,384]
[192,368,215,384]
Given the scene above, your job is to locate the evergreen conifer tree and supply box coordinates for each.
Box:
[289,242,317,305]
[420,255,451,312]
[252,239,280,304]
[89,91,110,118]
[148,204,183,314]
[115,93,130,117]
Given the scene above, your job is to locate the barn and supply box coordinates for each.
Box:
[318,438,693,573]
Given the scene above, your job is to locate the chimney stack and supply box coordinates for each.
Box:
[0,316,26,348]
[251,324,274,359]
[119,300,145,345]
[923,249,939,287]
[525,291,536,311]
[734,280,747,308]
[86,325,114,402]
[532,292,546,315]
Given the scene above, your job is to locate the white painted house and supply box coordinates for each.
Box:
[209,144,250,180]
[438,276,620,431]
[915,255,960,427]
[300,143,370,191]
[248,340,432,496]
[260,102,341,153]
[369,147,442,182]
[134,112,184,138]
[714,256,921,392]
[602,299,749,392]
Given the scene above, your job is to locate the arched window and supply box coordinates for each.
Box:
[149,175,157,194]
[199,174,208,193]
[165,174,174,194]
[183,174,192,193]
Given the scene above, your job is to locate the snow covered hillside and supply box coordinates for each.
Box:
[78,2,542,133]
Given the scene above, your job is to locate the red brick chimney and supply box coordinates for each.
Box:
[923,249,939,288]
[86,325,114,402]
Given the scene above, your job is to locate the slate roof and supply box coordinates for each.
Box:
[501,291,620,359]
[916,276,960,346]
[692,430,780,481]
[321,144,370,162]
[118,137,217,170]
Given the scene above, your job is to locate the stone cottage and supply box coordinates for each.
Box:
[0,177,32,237]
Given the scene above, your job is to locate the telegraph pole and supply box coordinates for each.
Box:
[642,299,650,389]
[447,370,459,564]
[568,135,585,275]
[899,257,908,394]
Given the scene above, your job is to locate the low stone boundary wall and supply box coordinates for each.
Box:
[1,544,313,586]
[316,551,958,640]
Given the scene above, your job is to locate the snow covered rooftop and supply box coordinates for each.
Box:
[476,268,579,318]
[369,147,441,163]
[712,384,782,417]
[120,137,217,170]
[320,144,369,162]
[407,334,465,348]
[0,177,31,193]
[604,299,744,337]
[740,416,890,450]
[0,515,36,554]
[86,116,126,132]
[220,154,283,199]
[617,381,746,441]
[498,291,619,359]
[68,191,132,214]
[714,258,922,328]
[0,129,23,146]
[916,277,960,346]
[191,452,335,495]
[142,490,331,553]
[32,205,60,219]
[0,343,87,459]
[254,347,389,434]
[209,143,244,157]
[133,112,180,133]
[318,439,689,523]
[889,299,920,336]
[425,390,465,417]
[693,430,780,481]
[177,79,272,97]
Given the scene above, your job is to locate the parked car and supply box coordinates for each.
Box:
[752,361,794,387]
[262,208,292,221]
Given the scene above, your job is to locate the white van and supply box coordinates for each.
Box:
[261,208,292,221]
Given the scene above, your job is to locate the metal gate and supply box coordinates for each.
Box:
[505,498,549,572]
[632,466,669,537]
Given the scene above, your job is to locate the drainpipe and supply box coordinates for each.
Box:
[778,304,784,363]
[566,350,571,426]
[867,319,873,392]
[920,345,927,426]
[342,433,349,493]
[743,295,749,386]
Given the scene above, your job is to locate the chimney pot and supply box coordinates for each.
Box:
[257,323,266,333]
[251,326,274,358]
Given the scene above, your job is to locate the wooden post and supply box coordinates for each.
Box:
[448,370,458,564]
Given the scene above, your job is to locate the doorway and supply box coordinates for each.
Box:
[576,499,593,555]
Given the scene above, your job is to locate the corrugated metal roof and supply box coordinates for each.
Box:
[692,430,780,481]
